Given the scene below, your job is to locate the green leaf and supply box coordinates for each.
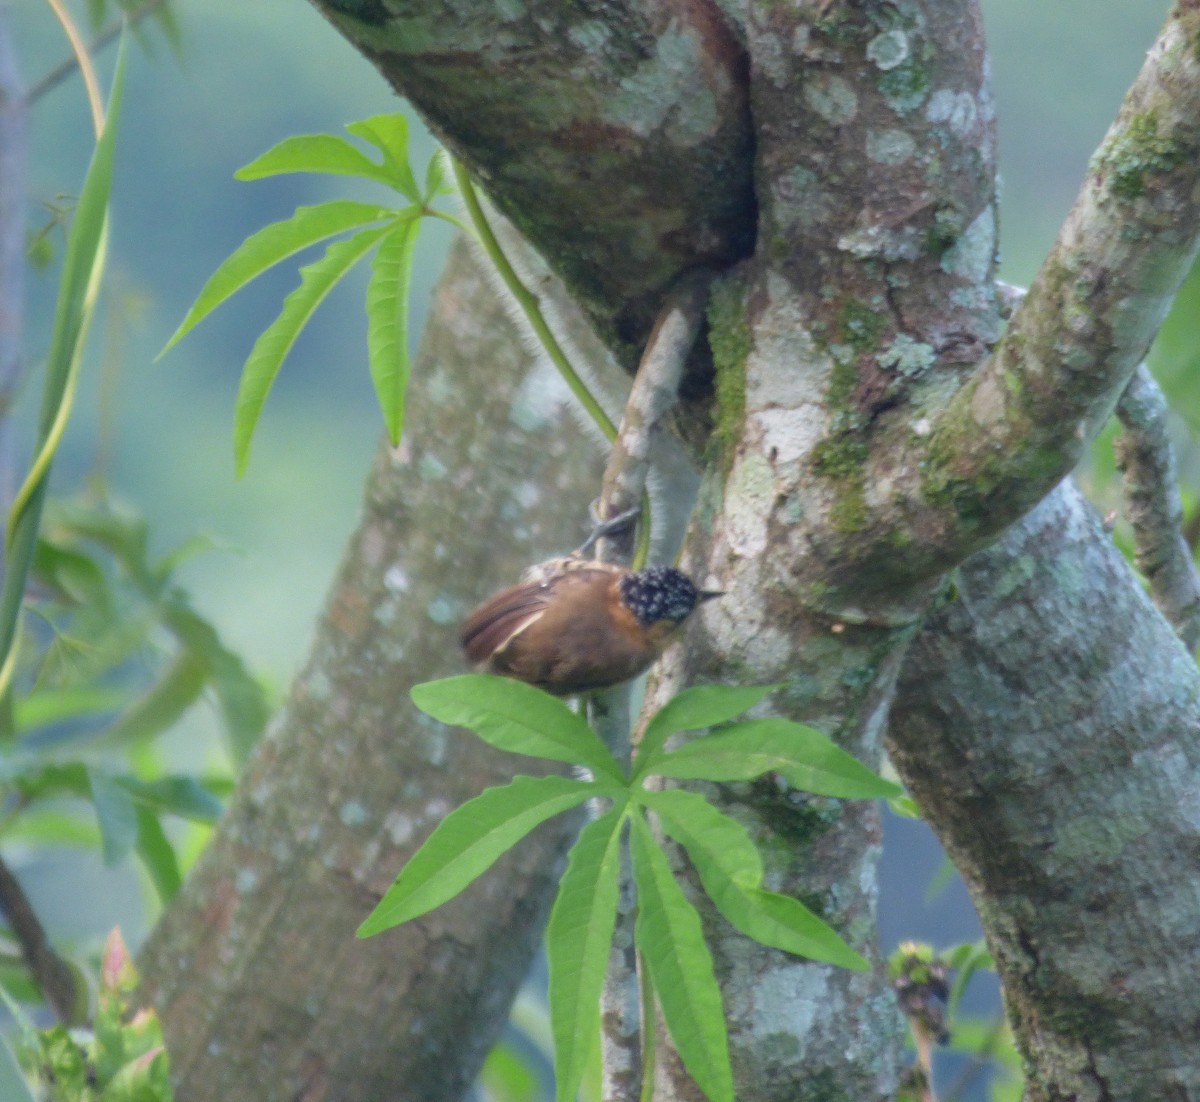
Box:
[31,538,111,609]
[0,1034,36,1102]
[411,675,625,783]
[346,115,420,201]
[424,147,452,200]
[641,789,867,969]
[88,769,139,865]
[546,804,627,1102]
[233,222,391,476]
[629,813,732,1102]
[944,940,994,1019]
[96,651,208,748]
[888,794,923,820]
[135,809,182,904]
[121,775,223,822]
[165,602,269,764]
[479,1041,542,1102]
[637,788,762,890]
[236,133,397,187]
[635,683,778,776]
[14,686,126,732]
[358,774,601,937]
[98,1046,171,1102]
[366,215,421,443]
[650,718,902,800]
[161,200,390,354]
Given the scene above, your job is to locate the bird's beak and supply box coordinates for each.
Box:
[699,590,724,602]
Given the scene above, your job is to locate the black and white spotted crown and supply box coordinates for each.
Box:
[617,566,720,626]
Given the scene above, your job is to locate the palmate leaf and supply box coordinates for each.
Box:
[641,789,867,969]
[161,200,391,355]
[233,222,392,476]
[346,115,420,201]
[366,214,422,443]
[629,813,733,1102]
[635,683,778,775]
[546,803,627,1102]
[411,675,625,783]
[358,774,602,938]
[235,133,398,188]
[650,717,902,800]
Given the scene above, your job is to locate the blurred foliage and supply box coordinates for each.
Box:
[3,929,173,1101]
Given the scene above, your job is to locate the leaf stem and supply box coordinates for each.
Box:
[451,159,618,443]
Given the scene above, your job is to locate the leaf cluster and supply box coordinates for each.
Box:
[360,676,902,1102]
[2,495,263,910]
[161,115,464,475]
[1,929,173,1102]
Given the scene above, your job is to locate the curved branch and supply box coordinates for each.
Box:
[1115,364,1200,650]
[919,2,1200,552]
[305,0,753,374]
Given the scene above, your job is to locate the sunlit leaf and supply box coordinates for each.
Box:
[236,133,396,187]
[346,114,420,201]
[635,683,778,775]
[358,775,601,937]
[650,718,902,799]
[233,223,391,476]
[547,804,626,1102]
[411,675,625,782]
[366,214,421,443]
[161,201,390,355]
[630,813,732,1102]
[642,789,867,969]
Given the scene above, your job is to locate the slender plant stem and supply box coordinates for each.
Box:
[451,159,619,443]
[44,0,104,135]
[29,0,168,106]
[0,852,79,1022]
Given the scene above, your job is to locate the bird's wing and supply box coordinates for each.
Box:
[460,583,550,665]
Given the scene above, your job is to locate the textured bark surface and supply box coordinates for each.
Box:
[890,480,1200,1101]
[137,238,605,1102]
[136,1,1200,1098]
[306,0,754,378]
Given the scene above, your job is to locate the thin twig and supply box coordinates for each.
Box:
[0,852,79,1023]
[1115,364,1200,650]
[596,273,710,569]
[28,0,169,106]
[43,0,103,136]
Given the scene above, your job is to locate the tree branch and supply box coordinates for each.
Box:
[919,2,1200,555]
[304,0,753,376]
[889,479,1200,1100]
[0,853,79,1024]
[138,238,602,1102]
[1115,364,1200,650]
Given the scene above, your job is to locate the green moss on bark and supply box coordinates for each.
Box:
[1091,111,1189,200]
[707,275,751,472]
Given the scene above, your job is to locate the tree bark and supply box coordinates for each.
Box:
[890,479,1200,1100]
[136,1,1200,1098]
[138,237,607,1101]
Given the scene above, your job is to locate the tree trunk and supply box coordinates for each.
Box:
[138,237,607,1101]
[136,1,1200,1098]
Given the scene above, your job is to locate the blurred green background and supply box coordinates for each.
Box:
[6,0,1191,1097]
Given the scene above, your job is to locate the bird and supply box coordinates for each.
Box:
[460,559,722,696]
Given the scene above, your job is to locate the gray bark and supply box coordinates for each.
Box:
[890,479,1200,1101]
[138,238,605,1102]
[135,1,1200,1099]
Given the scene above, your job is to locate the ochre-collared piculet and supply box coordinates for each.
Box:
[460,560,721,696]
